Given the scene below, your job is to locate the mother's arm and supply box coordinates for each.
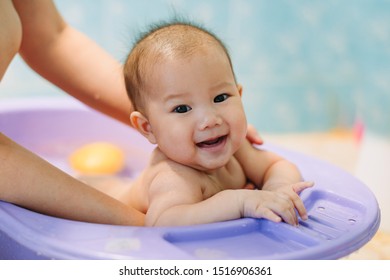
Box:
[13,0,132,125]
[0,133,145,226]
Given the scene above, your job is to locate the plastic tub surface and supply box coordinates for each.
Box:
[0,98,380,259]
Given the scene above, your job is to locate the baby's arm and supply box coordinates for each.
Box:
[235,140,314,223]
[145,169,302,226]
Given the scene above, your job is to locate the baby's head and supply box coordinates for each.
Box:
[123,20,236,114]
[123,20,247,171]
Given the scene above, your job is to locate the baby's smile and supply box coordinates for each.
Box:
[196,135,227,150]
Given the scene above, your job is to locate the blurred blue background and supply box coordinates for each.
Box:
[1,0,389,135]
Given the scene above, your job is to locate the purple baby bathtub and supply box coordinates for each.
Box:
[0,98,380,259]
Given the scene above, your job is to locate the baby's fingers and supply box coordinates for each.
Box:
[279,208,299,226]
[254,207,282,223]
[291,181,314,220]
[291,194,308,221]
[292,181,314,194]
[267,196,298,226]
[246,191,301,226]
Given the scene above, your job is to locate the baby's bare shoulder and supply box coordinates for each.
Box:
[149,159,204,191]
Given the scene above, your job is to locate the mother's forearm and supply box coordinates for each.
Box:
[0,133,144,226]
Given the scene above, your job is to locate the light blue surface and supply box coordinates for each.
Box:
[1,0,389,135]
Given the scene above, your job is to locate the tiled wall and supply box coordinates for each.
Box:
[1,0,389,135]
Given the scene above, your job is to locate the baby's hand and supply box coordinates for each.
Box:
[272,181,314,221]
[240,181,313,226]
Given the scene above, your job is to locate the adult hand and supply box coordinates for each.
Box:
[247,124,263,145]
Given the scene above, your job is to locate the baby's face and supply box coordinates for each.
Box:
[143,47,247,171]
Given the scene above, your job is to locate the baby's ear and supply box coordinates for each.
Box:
[237,84,243,97]
[130,111,157,144]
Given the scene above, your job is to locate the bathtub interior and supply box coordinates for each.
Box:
[0,98,152,177]
[0,98,380,259]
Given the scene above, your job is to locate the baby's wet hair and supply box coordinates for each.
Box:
[123,18,236,113]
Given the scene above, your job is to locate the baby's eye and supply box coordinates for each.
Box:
[214,93,229,103]
[173,105,192,113]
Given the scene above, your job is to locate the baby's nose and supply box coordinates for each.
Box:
[198,109,223,130]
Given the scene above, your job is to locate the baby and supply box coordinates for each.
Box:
[122,20,313,227]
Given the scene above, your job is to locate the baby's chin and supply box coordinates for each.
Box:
[190,155,235,172]
[163,141,240,171]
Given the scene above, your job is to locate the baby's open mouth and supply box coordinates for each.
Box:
[196,135,227,148]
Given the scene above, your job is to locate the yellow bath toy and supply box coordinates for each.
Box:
[69,142,125,175]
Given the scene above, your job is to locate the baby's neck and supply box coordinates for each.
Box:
[153,146,233,174]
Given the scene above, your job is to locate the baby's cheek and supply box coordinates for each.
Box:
[233,114,248,143]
